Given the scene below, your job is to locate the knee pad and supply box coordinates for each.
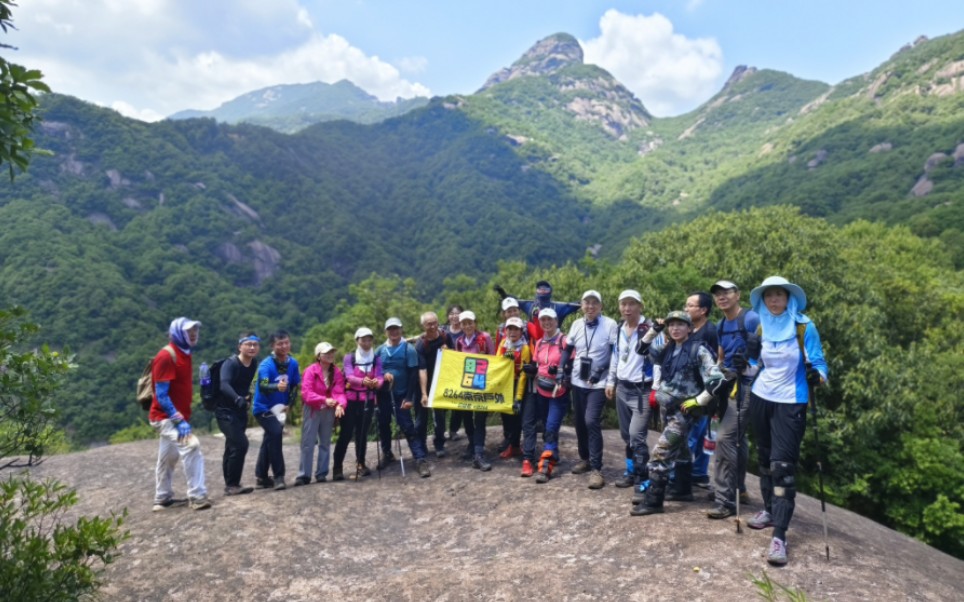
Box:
[662,429,683,448]
[771,461,796,498]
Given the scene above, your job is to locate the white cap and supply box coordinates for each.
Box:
[314,342,336,356]
[501,297,520,311]
[505,317,525,329]
[581,290,602,302]
[711,280,739,294]
[458,310,476,323]
[384,317,403,329]
[538,307,558,320]
[618,289,642,303]
[354,327,374,339]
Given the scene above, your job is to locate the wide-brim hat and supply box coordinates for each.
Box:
[750,276,807,311]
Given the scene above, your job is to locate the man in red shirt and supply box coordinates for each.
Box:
[150,317,210,511]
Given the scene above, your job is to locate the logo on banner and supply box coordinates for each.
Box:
[462,357,489,390]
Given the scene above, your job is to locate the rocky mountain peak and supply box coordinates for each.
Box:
[722,65,758,92]
[479,33,584,91]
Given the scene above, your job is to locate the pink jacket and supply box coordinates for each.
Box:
[301,362,347,410]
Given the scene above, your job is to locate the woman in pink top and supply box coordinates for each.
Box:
[295,342,347,485]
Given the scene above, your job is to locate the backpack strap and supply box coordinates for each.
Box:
[164,344,176,362]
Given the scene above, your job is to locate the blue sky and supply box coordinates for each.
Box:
[9,1,962,121]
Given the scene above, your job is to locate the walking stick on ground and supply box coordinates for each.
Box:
[806,360,830,560]
[734,380,743,534]
[390,388,406,478]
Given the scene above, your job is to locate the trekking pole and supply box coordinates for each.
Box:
[372,388,382,481]
[733,380,743,534]
[390,388,406,478]
[805,359,830,561]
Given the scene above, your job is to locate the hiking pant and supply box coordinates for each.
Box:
[522,392,570,462]
[689,415,710,479]
[215,407,249,488]
[615,380,651,473]
[461,410,489,455]
[152,419,206,502]
[501,406,522,448]
[647,401,694,487]
[712,379,751,509]
[333,398,375,470]
[572,385,607,470]
[413,401,429,451]
[377,390,427,461]
[432,409,448,451]
[449,410,465,435]
[749,393,807,540]
[255,412,286,480]
[297,405,336,480]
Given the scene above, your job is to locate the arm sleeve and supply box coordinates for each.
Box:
[155,381,178,418]
[804,322,829,381]
[219,357,242,400]
[300,365,324,409]
[259,361,280,393]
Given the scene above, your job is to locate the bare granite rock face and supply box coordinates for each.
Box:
[26,427,962,601]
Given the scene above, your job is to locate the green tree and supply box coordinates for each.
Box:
[0,0,50,179]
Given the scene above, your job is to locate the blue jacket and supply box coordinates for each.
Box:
[749,319,828,405]
[253,354,301,414]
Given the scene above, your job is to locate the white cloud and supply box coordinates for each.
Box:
[14,0,431,121]
[396,56,429,75]
[581,10,723,116]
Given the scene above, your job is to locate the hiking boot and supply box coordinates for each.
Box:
[536,451,555,483]
[748,510,774,530]
[416,459,432,478]
[255,476,274,489]
[473,454,493,472]
[632,481,651,505]
[189,496,212,510]
[274,477,286,491]
[435,448,447,459]
[356,463,372,477]
[630,503,663,516]
[693,475,712,489]
[521,459,534,477]
[588,470,606,490]
[460,446,474,461]
[293,476,310,487]
[377,452,396,470]
[224,485,254,496]
[707,505,735,520]
[665,462,694,501]
[499,445,521,459]
[571,459,591,475]
[615,471,635,488]
[151,497,187,512]
[766,537,788,566]
[315,476,327,483]
[331,468,345,482]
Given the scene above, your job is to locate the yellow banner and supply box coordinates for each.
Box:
[428,349,516,414]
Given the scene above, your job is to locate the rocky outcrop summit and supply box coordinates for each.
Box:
[478,33,651,138]
[26,426,963,601]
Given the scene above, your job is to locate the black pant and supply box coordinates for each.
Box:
[501,410,522,447]
[216,407,249,487]
[571,386,607,469]
[461,410,488,455]
[749,393,807,538]
[255,412,285,479]
[333,398,375,470]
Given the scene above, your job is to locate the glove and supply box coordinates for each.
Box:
[588,372,600,385]
[731,352,747,373]
[680,399,701,414]
[512,402,521,415]
[547,365,558,375]
[494,285,508,299]
[563,364,573,376]
[234,396,248,411]
[522,362,537,376]
[176,421,192,439]
[745,335,761,360]
[651,320,665,333]
[807,366,823,387]
[648,389,657,408]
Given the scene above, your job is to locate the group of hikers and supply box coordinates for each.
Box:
[148,276,828,566]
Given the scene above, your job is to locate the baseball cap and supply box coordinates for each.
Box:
[710,280,739,294]
[458,310,476,322]
[538,307,558,320]
[314,342,336,356]
[384,317,403,329]
[354,327,374,339]
[501,297,520,311]
[618,289,642,303]
[505,317,525,329]
[664,310,693,326]
[581,290,602,303]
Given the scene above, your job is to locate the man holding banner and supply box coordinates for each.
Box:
[427,312,515,473]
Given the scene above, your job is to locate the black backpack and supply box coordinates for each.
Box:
[201,357,229,411]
